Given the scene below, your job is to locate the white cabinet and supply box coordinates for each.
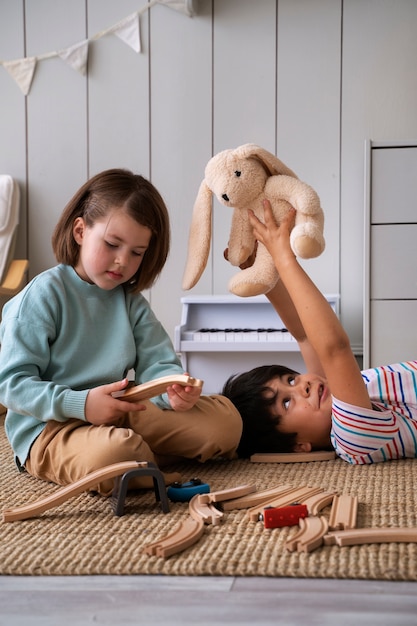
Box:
[364,141,417,368]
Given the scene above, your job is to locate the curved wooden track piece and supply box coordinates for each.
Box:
[113,374,203,402]
[198,483,257,505]
[247,486,324,522]
[285,516,329,553]
[143,517,205,557]
[328,494,358,530]
[324,527,417,547]
[189,495,223,526]
[2,460,147,522]
[303,492,336,516]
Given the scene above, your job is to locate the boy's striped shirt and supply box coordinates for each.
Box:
[331,361,417,463]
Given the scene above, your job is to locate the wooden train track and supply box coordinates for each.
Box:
[285,516,329,553]
[302,492,336,516]
[328,494,358,530]
[143,484,257,558]
[2,460,151,522]
[142,483,332,558]
[112,374,203,402]
[198,484,256,505]
[142,475,417,557]
[143,517,205,558]
[324,527,417,547]
[8,452,417,558]
[246,486,324,522]
[221,484,293,511]
[250,451,336,463]
[188,495,223,526]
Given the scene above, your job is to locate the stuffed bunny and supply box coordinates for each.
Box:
[182,143,325,297]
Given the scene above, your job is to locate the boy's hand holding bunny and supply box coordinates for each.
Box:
[249,199,297,273]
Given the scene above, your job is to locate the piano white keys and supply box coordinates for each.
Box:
[174,294,339,394]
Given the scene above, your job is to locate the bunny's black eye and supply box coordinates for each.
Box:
[234,170,241,177]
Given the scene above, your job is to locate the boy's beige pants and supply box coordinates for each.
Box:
[25,395,242,495]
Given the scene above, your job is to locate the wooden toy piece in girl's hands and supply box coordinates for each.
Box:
[112,374,203,402]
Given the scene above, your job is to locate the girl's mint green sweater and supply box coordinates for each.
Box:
[0,264,183,467]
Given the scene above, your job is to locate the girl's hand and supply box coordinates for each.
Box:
[166,373,202,411]
[85,378,146,425]
[248,199,296,269]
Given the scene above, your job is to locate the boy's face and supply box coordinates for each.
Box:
[265,373,333,452]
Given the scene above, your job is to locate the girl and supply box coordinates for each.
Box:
[0,169,241,495]
[223,200,417,464]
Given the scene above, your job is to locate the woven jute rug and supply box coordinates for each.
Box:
[1,416,417,579]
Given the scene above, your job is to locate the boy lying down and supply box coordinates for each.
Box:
[222,200,417,465]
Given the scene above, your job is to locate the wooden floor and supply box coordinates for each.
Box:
[1,576,417,625]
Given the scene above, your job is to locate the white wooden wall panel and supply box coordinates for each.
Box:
[341,0,417,347]
[25,0,88,277]
[149,2,213,337]
[87,0,150,178]
[277,0,341,297]
[211,0,277,295]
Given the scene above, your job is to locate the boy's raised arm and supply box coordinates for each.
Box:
[265,278,325,378]
[249,201,371,410]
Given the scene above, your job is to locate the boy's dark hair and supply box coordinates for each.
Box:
[52,169,170,293]
[222,364,299,458]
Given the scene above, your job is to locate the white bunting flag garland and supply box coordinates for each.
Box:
[158,0,195,17]
[3,57,37,96]
[58,40,89,76]
[0,0,194,96]
[112,13,142,54]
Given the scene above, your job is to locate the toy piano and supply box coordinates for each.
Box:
[174,294,339,394]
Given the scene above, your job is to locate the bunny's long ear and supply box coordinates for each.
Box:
[237,143,298,179]
[182,179,213,290]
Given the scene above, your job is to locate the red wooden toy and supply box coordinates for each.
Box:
[261,503,308,529]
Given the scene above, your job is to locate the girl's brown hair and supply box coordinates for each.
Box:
[52,169,171,293]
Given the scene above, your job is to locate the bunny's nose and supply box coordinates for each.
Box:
[222,193,229,202]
